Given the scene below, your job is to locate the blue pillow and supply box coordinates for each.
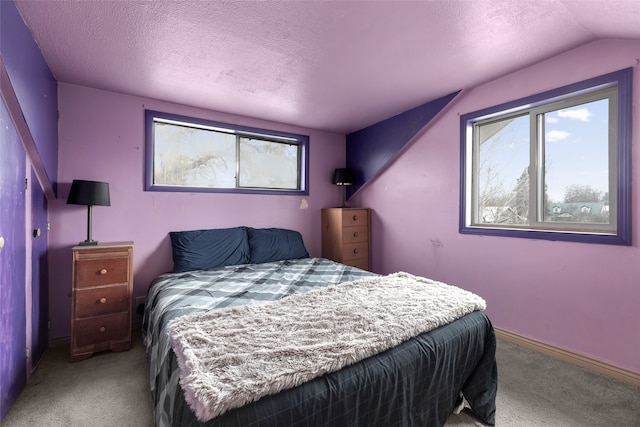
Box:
[247,228,309,264]
[169,227,250,273]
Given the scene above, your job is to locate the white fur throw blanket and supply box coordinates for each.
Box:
[168,272,486,422]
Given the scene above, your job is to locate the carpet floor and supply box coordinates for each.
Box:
[2,334,638,426]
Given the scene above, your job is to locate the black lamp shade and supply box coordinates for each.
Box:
[67,180,110,206]
[67,180,110,246]
[332,168,355,186]
[332,168,355,209]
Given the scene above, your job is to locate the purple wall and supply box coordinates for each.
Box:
[1,1,55,418]
[0,99,27,419]
[0,1,58,196]
[345,91,459,197]
[352,39,640,373]
[48,84,347,340]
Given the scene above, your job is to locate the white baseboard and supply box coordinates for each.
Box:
[495,328,640,387]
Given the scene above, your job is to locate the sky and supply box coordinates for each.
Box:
[543,98,609,202]
[479,96,609,204]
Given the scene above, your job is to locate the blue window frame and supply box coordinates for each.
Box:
[145,110,309,195]
[460,68,632,245]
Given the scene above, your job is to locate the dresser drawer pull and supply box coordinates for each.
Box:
[352,215,358,221]
[99,297,107,304]
[353,248,359,254]
[99,268,108,275]
[99,326,106,333]
[353,231,358,237]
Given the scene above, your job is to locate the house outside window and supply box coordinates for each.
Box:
[145,110,309,195]
[460,68,632,245]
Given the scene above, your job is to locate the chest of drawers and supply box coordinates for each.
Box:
[321,208,370,271]
[70,242,133,362]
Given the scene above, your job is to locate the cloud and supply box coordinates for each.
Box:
[546,130,570,142]
[557,108,592,122]
[546,116,559,123]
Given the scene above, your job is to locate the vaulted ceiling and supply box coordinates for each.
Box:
[15,0,640,134]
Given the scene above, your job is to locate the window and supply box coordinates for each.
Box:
[145,110,309,195]
[460,68,632,245]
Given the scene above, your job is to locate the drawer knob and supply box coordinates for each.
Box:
[99,269,108,275]
[99,297,107,304]
[99,326,106,333]
[353,232,358,237]
[352,215,358,221]
[353,248,359,254]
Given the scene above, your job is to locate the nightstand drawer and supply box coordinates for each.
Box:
[75,257,129,287]
[75,284,129,318]
[74,313,129,347]
[342,242,368,261]
[342,225,368,244]
[344,258,369,271]
[342,209,369,227]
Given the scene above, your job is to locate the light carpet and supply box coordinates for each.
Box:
[2,334,638,426]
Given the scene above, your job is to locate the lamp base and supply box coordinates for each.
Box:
[79,240,99,246]
[339,185,350,208]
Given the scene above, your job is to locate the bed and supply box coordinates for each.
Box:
[142,226,497,427]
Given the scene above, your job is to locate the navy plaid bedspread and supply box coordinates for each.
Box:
[141,257,497,427]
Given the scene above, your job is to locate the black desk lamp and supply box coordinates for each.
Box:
[332,168,355,208]
[67,179,111,246]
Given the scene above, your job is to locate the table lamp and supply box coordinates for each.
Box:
[67,179,111,245]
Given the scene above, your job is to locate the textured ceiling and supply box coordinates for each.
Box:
[15,0,640,134]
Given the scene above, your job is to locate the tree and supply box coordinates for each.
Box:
[511,167,529,222]
[563,185,601,203]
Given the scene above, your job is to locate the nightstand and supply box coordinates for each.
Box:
[321,208,370,271]
[70,242,133,362]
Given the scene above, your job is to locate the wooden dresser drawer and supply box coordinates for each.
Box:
[342,209,369,227]
[75,256,129,287]
[342,225,368,244]
[344,258,369,271]
[75,284,129,318]
[342,242,369,261]
[74,312,129,347]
